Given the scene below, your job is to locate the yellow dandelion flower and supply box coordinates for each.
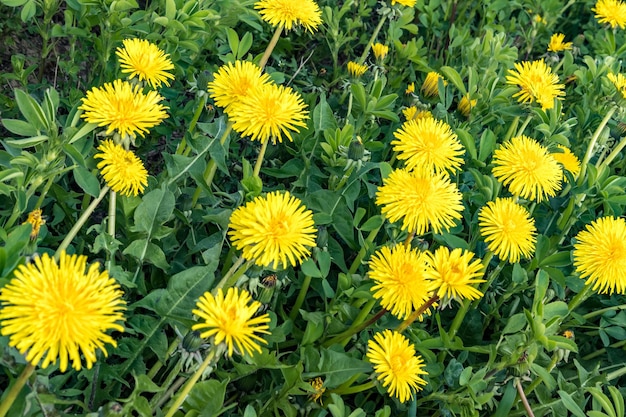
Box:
[563,330,575,339]
[207,60,272,113]
[391,0,417,7]
[347,61,368,77]
[534,14,546,24]
[376,168,463,235]
[94,140,148,197]
[552,145,581,179]
[402,106,432,121]
[425,247,485,303]
[0,252,125,372]
[421,71,447,98]
[458,94,477,117]
[405,82,415,95]
[372,43,389,61]
[254,0,322,32]
[192,288,271,356]
[506,59,565,110]
[608,72,626,99]
[79,79,168,138]
[366,330,428,403]
[228,191,317,269]
[368,245,432,320]
[593,0,626,29]
[478,198,537,263]
[392,117,465,174]
[116,38,175,88]
[492,135,562,202]
[547,33,573,53]
[229,82,309,144]
[23,209,45,240]
[309,377,326,403]
[573,216,626,295]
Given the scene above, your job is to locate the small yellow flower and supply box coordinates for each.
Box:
[368,244,433,320]
[79,79,169,138]
[552,145,581,179]
[255,0,323,32]
[116,38,175,88]
[391,0,417,7]
[228,191,317,269]
[367,330,428,403]
[309,377,326,403]
[192,288,271,356]
[402,106,432,121]
[593,0,626,29]
[573,216,626,295]
[347,61,368,77]
[563,330,575,339]
[405,82,415,95]
[23,209,45,240]
[421,72,447,97]
[478,198,537,263]
[207,60,272,113]
[506,59,565,110]
[547,33,573,53]
[425,247,485,303]
[458,94,477,117]
[0,252,126,371]
[608,72,626,99]
[94,140,148,197]
[492,135,562,202]
[534,14,546,24]
[372,43,389,61]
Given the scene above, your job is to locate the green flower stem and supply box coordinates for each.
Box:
[358,9,390,64]
[568,283,593,313]
[516,114,533,138]
[578,107,617,186]
[259,25,283,70]
[332,380,375,396]
[0,362,36,417]
[504,116,520,142]
[55,185,110,260]
[190,123,233,208]
[107,189,116,270]
[403,231,416,247]
[155,376,186,410]
[516,378,536,417]
[348,225,382,274]
[322,300,382,347]
[607,365,626,382]
[163,348,217,417]
[597,135,626,169]
[149,355,184,409]
[582,340,626,361]
[253,139,270,178]
[396,294,440,333]
[212,257,253,292]
[345,89,354,124]
[289,274,312,321]
[583,303,626,320]
[34,175,56,210]
[176,95,208,156]
[147,339,180,379]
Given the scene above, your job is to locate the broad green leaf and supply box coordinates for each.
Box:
[73,166,100,197]
[4,135,48,148]
[313,94,337,133]
[558,390,586,417]
[301,258,322,278]
[0,0,29,6]
[440,66,467,95]
[493,381,516,417]
[2,119,38,136]
[133,188,175,236]
[186,379,229,417]
[315,349,372,387]
[123,240,169,271]
[530,362,556,391]
[14,89,46,130]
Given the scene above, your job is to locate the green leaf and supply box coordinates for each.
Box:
[238,32,253,58]
[530,362,556,391]
[2,119,38,136]
[20,0,36,21]
[316,349,371,387]
[478,129,496,162]
[456,128,477,160]
[301,258,322,278]
[73,166,100,197]
[558,390,586,417]
[226,27,239,56]
[67,122,97,144]
[14,90,46,130]
[313,94,337,133]
[351,83,367,111]
[440,66,467,95]
[0,0,29,6]
[123,240,169,271]
[186,379,229,417]
[4,135,49,148]
[493,381,516,417]
[133,188,175,236]
[608,386,624,417]
[502,313,526,335]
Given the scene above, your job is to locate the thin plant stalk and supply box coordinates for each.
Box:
[597,135,626,169]
[212,257,253,292]
[107,190,117,269]
[259,25,284,70]
[322,300,384,347]
[332,380,376,396]
[34,175,56,210]
[253,140,270,177]
[0,363,36,417]
[516,378,536,417]
[176,95,208,156]
[578,107,617,185]
[396,294,440,333]
[289,275,312,321]
[568,283,593,312]
[348,225,382,274]
[516,114,533,137]
[358,9,390,64]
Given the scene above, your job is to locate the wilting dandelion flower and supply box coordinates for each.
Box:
[573,216,626,295]
[458,94,477,117]
[405,82,415,95]
[492,135,562,202]
[368,245,432,320]
[0,252,126,371]
[367,330,428,403]
[116,38,175,88]
[192,288,271,356]
[255,0,322,32]
[376,168,463,235]
[372,43,389,61]
[390,0,417,7]
[208,60,272,113]
[229,83,309,144]
[23,209,45,240]
[309,377,326,403]
[506,59,565,110]
[402,106,432,121]
[421,72,447,97]
[608,72,626,99]
[478,198,537,263]
[94,140,148,196]
[79,79,168,138]
[592,0,626,29]
[547,33,573,53]
[392,117,465,174]
[347,61,368,77]
[425,247,485,303]
[228,191,317,269]
[552,145,581,179]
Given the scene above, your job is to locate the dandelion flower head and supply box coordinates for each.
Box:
[116,38,175,88]
[347,61,368,78]
[425,247,485,303]
[229,82,309,144]
[95,140,148,197]
[608,72,626,99]
[367,330,428,403]
[192,287,271,356]
[421,71,447,97]
[228,191,317,269]
[405,82,415,95]
[552,145,581,179]
[547,33,573,53]
[23,208,45,240]
[372,43,389,61]
[376,168,463,235]
[458,94,477,117]
[255,0,322,33]
[392,117,465,174]
[0,252,126,371]
[368,244,433,320]
[478,198,537,263]
[79,79,169,138]
[390,0,417,7]
[402,106,432,121]
[592,0,626,29]
[208,60,272,113]
[505,59,565,110]
[573,216,626,295]
[492,135,562,202]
